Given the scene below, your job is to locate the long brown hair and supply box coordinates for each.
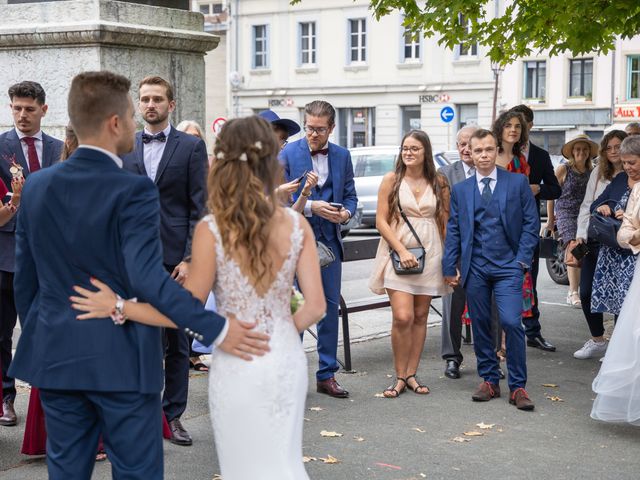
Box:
[386,130,450,239]
[598,130,627,181]
[208,116,281,291]
[60,125,78,161]
[493,110,529,157]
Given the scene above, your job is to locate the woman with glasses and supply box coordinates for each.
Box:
[369,130,451,398]
[573,130,627,359]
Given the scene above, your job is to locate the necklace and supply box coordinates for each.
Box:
[405,178,426,194]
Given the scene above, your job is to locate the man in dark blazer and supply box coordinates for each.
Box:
[0,81,62,426]
[280,100,358,398]
[510,105,561,352]
[122,76,208,446]
[442,129,539,411]
[10,71,268,479]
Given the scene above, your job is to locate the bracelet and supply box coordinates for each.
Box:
[111,295,127,325]
[301,190,311,197]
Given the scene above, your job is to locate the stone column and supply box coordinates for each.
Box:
[0,0,218,137]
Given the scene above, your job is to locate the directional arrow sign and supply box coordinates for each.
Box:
[440,106,455,123]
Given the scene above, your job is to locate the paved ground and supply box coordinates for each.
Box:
[0,252,638,479]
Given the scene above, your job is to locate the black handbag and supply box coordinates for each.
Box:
[588,200,623,250]
[390,202,426,275]
[538,228,559,259]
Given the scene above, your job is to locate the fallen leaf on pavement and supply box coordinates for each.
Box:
[320,430,343,437]
[412,427,426,433]
[320,455,340,464]
[452,436,470,443]
[304,417,310,422]
[420,474,427,478]
[309,407,324,412]
[545,395,564,402]
[476,422,495,429]
[542,383,559,388]
[303,456,317,463]
[386,374,393,378]
[212,475,222,480]
[374,393,385,398]
[463,431,484,436]
[374,462,402,470]
[353,436,365,442]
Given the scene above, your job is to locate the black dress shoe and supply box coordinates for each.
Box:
[317,377,349,398]
[168,418,192,446]
[444,360,460,379]
[0,399,17,427]
[527,335,556,352]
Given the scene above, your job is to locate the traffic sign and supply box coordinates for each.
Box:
[212,117,227,136]
[440,106,455,123]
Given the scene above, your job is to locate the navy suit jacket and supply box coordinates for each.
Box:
[121,127,208,266]
[442,168,540,285]
[0,129,63,272]
[9,147,224,393]
[280,137,357,256]
[527,142,561,202]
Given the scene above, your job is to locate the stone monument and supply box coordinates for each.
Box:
[0,0,218,137]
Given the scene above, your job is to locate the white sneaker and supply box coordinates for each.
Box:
[573,339,608,359]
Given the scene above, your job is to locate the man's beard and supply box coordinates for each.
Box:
[144,112,168,125]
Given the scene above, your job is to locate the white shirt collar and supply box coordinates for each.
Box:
[77,144,123,168]
[15,128,43,141]
[143,124,172,137]
[463,162,475,177]
[476,167,498,185]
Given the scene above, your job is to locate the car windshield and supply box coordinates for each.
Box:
[353,154,396,177]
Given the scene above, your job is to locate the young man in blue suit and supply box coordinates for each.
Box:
[10,71,269,479]
[442,129,539,411]
[122,76,209,446]
[0,81,62,427]
[280,101,358,398]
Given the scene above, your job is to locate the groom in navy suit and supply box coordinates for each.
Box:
[10,71,269,479]
[122,76,209,446]
[280,100,358,398]
[442,129,539,411]
[0,81,62,426]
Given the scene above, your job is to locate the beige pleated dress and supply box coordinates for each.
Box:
[368,180,452,297]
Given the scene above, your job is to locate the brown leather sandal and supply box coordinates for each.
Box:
[383,377,407,398]
[406,374,430,394]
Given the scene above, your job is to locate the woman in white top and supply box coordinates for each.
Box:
[573,130,627,360]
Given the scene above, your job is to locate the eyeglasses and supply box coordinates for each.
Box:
[401,146,423,153]
[606,145,621,152]
[304,126,329,135]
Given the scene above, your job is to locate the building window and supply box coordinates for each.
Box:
[457,14,478,57]
[403,29,420,62]
[628,55,640,100]
[457,104,478,130]
[198,2,223,14]
[252,25,269,69]
[299,22,316,66]
[348,18,367,64]
[569,58,593,98]
[401,105,421,134]
[523,60,546,99]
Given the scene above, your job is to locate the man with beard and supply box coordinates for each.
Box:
[122,76,208,446]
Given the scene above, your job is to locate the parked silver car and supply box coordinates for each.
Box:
[349,146,454,227]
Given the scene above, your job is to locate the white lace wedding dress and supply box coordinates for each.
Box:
[205,210,310,479]
[591,255,640,425]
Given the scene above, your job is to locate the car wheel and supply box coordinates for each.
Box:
[546,247,569,285]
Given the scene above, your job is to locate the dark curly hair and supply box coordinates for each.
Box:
[492,110,529,157]
[8,81,46,104]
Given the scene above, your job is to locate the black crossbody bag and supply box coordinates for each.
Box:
[390,202,426,275]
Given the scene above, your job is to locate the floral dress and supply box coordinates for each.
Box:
[591,188,639,315]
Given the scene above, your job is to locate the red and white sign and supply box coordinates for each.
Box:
[211,117,227,136]
[613,105,640,121]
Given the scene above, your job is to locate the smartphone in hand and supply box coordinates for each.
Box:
[294,170,308,184]
[329,202,343,210]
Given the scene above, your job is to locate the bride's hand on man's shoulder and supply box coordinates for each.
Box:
[70,277,117,320]
[218,314,271,361]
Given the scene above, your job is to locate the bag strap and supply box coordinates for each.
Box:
[398,199,424,249]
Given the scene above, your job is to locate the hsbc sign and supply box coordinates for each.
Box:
[268,98,295,107]
[419,93,451,103]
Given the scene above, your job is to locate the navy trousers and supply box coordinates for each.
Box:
[315,236,342,381]
[465,261,527,390]
[0,270,16,402]
[40,389,163,480]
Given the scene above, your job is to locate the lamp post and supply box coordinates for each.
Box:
[491,61,505,124]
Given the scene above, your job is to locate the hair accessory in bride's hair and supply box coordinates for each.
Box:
[216,151,225,160]
[238,153,248,162]
[254,141,262,150]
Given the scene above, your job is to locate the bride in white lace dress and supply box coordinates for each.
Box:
[71,116,326,479]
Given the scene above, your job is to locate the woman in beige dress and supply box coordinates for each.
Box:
[369,130,451,397]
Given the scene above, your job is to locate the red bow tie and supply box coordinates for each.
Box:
[310,148,329,156]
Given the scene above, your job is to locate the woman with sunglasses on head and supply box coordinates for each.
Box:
[369,130,451,398]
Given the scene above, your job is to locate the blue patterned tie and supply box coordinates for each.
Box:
[481,177,492,203]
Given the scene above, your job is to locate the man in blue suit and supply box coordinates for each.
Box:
[280,100,357,398]
[0,81,62,426]
[122,76,208,446]
[9,71,268,479]
[442,129,539,411]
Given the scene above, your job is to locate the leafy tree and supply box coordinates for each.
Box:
[290,0,640,64]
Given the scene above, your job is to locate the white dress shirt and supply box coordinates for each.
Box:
[463,163,476,179]
[476,167,498,195]
[143,124,172,182]
[303,143,330,217]
[77,145,123,168]
[15,128,43,171]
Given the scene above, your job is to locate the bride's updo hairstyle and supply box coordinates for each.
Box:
[208,115,282,287]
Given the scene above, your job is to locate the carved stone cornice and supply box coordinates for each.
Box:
[0,21,219,53]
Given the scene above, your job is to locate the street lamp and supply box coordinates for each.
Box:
[491,61,505,124]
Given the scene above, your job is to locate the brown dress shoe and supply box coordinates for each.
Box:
[168,418,193,446]
[510,388,535,411]
[471,381,501,402]
[0,399,17,426]
[316,377,349,398]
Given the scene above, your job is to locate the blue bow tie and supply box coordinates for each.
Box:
[142,132,167,144]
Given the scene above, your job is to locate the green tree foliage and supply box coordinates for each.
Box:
[290,0,640,64]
